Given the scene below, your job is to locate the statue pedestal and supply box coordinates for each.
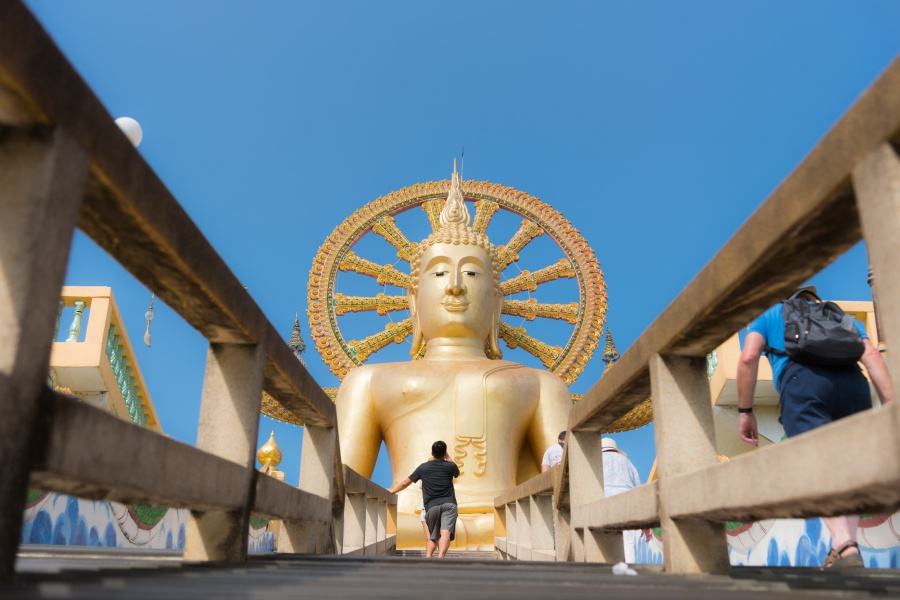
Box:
[396,512,495,551]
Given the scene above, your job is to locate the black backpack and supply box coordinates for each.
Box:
[766,290,865,366]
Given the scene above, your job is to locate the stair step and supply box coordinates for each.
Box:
[393,549,496,560]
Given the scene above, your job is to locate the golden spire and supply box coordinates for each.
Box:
[257,431,283,473]
[601,326,620,372]
[439,158,471,228]
[288,312,306,366]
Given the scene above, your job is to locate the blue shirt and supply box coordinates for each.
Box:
[747,303,867,393]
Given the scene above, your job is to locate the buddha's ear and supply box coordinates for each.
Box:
[488,296,503,359]
[408,290,423,356]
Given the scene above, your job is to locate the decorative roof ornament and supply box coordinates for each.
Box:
[439,158,471,229]
[601,326,620,372]
[143,293,155,347]
[288,312,307,365]
[257,431,283,474]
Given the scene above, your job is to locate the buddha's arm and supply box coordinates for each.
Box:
[334,366,382,478]
[526,371,571,466]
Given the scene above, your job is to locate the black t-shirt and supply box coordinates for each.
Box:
[409,460,460,510]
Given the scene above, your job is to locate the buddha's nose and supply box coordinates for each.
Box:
[445,282,466,296]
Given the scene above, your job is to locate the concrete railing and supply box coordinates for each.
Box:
[0,1,394,584]
[494,468,559,562]
[497,55,900,572]
[338,467,398,556]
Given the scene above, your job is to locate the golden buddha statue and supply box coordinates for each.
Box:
[335,163,571,550]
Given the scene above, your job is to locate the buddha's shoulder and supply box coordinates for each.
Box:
[339,361,419,384]
[341,359,565,384]
[496,361,561,378]
[494,362,570,395]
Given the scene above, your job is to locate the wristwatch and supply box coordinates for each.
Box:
[738,406,753,414]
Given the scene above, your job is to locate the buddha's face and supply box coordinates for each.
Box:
[412,242,498,342]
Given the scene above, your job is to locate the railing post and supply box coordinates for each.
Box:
[0,127,87,584]
[65,300,86,342]
[341,492,365,554]
[650,354,728,574]
[184,343,265,562]
[364,496,377,555]
[530,494,555,561]
[377,499,387,555]
[281,424,336,553]
[494,504,507,559]
[554,505,572,561]
[506,501,518,559]
[387,499,397,539]
[853,142,900,396]
[515,497,532,560]
[569,430,623,563]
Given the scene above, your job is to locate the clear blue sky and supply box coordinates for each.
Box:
[25,1,900,488]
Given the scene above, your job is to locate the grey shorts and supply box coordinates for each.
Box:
[424,503,457,542]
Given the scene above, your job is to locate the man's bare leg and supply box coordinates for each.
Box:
[824,515,861,557]
[437,530,452,558]
[425,538,437,557]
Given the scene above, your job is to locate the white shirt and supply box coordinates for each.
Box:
[541,443,564,469]
[601,450,641,497]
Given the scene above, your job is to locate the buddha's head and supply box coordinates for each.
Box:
[408,163,503,358]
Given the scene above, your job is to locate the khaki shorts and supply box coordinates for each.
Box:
[425,503,457,542]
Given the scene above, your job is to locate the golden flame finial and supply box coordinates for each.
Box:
[257,431,283,472]
[439,158,471,228]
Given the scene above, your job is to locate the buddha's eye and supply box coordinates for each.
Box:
[463,271,481,277]
[431,271,448,277]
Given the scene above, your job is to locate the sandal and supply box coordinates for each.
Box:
[823,540,865,569]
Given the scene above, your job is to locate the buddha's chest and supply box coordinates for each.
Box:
[371,363,540,431]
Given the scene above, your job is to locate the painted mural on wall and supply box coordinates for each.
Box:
[21,491,274,553]
[634,512,900,568]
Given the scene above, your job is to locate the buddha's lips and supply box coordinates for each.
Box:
[442,299,469,312]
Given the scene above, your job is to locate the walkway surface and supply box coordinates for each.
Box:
[5,548,900,599]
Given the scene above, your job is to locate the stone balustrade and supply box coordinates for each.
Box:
[496,54,900,573]
[0,0,394,584]
[50,287,159,429]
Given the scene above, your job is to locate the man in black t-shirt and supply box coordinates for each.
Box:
[388,440,460,558]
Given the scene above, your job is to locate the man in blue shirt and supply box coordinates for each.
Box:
[737,286,893,568]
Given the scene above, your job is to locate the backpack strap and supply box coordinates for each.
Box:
[764,296,809,357]
[764,344,786,357]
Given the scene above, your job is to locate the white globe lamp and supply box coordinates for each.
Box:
[115,116,143,148]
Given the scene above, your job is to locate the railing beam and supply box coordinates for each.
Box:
[0,126,86,583]
[650,354,728,574]
[184,343,265,562]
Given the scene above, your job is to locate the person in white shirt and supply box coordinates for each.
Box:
[541,431,566,472]
[601,437,641,563]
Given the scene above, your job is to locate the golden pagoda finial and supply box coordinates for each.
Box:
[439,158,471,228]
[288,311,307,366]
[601,326,620,372]
[257,431,283,474]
